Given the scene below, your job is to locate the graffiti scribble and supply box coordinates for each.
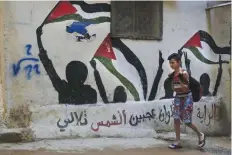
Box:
[12,44,40,80]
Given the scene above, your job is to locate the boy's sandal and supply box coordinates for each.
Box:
[168,143,183,149]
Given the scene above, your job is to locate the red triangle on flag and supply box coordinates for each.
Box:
[47,1,77,21]
[94,34,116,60]
[183,32,202,48]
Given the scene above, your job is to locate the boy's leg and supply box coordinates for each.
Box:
[185,123,205,147]
[185,123,201,137]
[183,94,205,147]
[174,118,181,143]
[169,98,182,149]
[173,97,181,144]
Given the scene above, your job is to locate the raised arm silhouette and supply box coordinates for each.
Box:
[36,26,97,105]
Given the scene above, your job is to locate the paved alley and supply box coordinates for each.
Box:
[0,136,230,155]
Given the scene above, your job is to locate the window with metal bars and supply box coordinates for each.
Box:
[111,1,163,40]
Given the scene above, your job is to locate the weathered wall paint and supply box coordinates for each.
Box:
[1,1,231,137]
[0,2,6,126]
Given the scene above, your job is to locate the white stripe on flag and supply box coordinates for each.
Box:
[112,47,144,101]
[72,5,110,19]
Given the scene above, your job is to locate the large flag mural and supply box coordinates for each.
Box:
[36,0,148,104]
[92,34,140,101]
[43,1,111,25]
[36,0,230,105]
[179,30,231,64]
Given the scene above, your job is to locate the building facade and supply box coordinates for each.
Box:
[0,1,230,140]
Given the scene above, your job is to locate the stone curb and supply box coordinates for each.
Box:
[0,128,35,143]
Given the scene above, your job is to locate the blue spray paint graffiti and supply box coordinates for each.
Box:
[25,44,32,55]
[12,44,41,80]
[66,21,96,42]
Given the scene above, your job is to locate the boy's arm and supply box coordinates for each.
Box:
[179,70,189,88]
[182,71,189,83]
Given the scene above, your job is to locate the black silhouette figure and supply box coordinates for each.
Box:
[199,73,211,96]
[160,78,174,99]
[90,59,109,103]
[148,50,164,101]
[90,59,127,103]
[36,26,97,105]
[113,86,127,103]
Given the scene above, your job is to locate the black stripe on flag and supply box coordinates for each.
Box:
[70,1,111,13]
[111,38,148,100]
[199,30,231,55]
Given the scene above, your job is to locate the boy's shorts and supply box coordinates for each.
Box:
[172,92,193,123]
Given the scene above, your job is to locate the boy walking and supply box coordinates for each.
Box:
[167,53,205,149]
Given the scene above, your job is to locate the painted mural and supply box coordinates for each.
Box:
[160,29,230,100]
[36,1,148,105]
[35,0,231,105]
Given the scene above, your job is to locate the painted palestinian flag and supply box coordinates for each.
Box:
[111,38,147,101]
[42,1,110,26]
[180,30,231,64]
[93,34,140,101]
[38,0,147,101]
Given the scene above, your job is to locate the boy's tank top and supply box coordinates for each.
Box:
[172,72,189,93]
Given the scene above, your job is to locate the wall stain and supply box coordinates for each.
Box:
[5,103,32,128]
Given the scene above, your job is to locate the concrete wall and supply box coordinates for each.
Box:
[30,97,222,139]
[206,4,231,123]
[0,1,231,138]
[205,3,231,136]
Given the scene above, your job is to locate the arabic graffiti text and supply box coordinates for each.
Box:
[129,109,155,126]
[158,105,173,124]
[57,110,88,132]
[197,103,220,126]
[91,110,126,132]
[129,105,173,126]
[12,44,41,80]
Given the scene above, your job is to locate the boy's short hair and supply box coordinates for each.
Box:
[167,53,181,61]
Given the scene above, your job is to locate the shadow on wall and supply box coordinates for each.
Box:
[36,0,231,105]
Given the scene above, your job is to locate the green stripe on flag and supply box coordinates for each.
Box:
[44,14,110,24]
[186,46,219,64]
[95,56,140,101]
